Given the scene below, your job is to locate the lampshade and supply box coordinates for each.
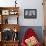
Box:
[15,0,18,7]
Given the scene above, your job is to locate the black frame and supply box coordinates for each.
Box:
[24,9,37,18]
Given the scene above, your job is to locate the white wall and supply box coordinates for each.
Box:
[0,0,44,26]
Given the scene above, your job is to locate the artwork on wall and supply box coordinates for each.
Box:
[0,32,1,41]
[2,10,9,15]
[24,9,37,19]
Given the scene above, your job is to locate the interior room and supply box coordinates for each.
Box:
[0,0,46,46]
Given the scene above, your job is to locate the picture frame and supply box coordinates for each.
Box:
[2,10,9,15]
[0,32,1,41]
[0,15,1,24]
[24,9,37,18]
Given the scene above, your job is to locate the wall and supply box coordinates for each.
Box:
[18,0,44,26]
[0,0,44,26]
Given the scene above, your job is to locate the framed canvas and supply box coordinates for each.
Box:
[2,10,9,15]
[0,32,1,41]
[24,9,37,19]
[0,15,1,24]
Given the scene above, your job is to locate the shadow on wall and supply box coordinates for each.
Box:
[18,26,44,44]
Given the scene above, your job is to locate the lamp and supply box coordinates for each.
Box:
[15,0,17,7]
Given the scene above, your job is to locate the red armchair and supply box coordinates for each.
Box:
[21,28,41,46]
